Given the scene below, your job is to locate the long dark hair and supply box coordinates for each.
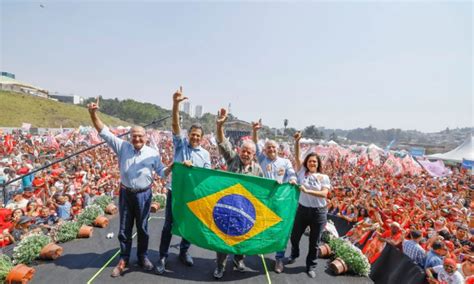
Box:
[303,152,323,173]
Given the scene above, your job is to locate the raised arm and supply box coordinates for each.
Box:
[172,87,188,135]
[294,131,302,171]
[87,97,104,132]
[216,108,228,144]
[251,118,262,144]
[216,108,236,163]
[89,96,122,154]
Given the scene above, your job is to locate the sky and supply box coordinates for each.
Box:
[1,1,472,132]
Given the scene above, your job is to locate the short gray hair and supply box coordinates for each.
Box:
[264,140,278,148]
[130,126,145,134]
[241,140,256,153]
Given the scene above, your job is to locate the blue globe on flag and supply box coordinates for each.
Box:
[213,194,256,236]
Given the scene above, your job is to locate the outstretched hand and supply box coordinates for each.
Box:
[173,86,188,104]
[294,131,302,142]
[87,97,100,114]
[252,119,262,131]
[216,108,228,125]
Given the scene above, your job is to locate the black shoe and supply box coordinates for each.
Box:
[179,251,194,266]
[233,258,246,272]
[307,270,316,278]
[274,259,284,273]
[213,265,225,279]
[154,258,166,275]
[287,256,297,264]
[137,257,154,271]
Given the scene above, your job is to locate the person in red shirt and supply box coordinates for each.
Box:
[363,221,406,263]
[0,229,15,247]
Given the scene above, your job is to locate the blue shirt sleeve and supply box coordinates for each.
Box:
[256,143,266,164]
[99,127,123,155]
[173,133,185,150]
[153,154,167,178]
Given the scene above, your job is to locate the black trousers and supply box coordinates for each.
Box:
[290,204,327,271]
[215,253,245,269]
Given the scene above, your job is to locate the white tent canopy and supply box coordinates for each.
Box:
[300,138,315,144]
[368,143,384,151]
[428,135,474,163]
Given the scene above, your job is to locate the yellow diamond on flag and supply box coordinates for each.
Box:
[187,183,282,246]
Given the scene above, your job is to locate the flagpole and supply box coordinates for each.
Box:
[1,115,171,206]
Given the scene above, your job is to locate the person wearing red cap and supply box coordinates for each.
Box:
[426,257,464,284]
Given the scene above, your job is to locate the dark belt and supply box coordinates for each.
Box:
[120,183,151,193]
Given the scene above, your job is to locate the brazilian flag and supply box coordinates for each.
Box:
[171,163,300,255]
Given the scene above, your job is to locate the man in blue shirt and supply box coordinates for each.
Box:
[88,97,170,278]
[252,119,297,273]
[424,240,447,269]
[402,230,426,268]
[155,87,211,275]
[54,194,71,220]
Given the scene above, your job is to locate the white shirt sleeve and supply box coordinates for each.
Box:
[432,265,443,274]
[321,174,331,189]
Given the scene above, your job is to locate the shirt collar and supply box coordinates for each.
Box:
[187,144,201,151]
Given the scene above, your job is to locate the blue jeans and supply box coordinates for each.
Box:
[158,190,190,259]
[275,251,285,260]
[118,187,152,262]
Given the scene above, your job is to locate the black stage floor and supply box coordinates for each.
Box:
[31,211,373,284]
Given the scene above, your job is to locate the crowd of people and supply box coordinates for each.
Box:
[0,94,472,283]
[327,157,473,283]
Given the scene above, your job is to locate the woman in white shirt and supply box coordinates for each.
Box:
[287,132,331,278]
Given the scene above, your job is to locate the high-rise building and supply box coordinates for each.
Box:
[183,101,192,116]
[195,105,203,118]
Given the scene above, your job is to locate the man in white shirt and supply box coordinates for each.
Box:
[426,258,464,284]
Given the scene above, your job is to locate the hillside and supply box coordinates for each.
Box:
[0,91,129,128]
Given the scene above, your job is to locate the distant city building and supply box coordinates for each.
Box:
[0,74,49,98]
[1,72,15,79]
[50,93,84,105]
[225,119,252,145]
[195,105,203,118]
[183,101,192,116]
